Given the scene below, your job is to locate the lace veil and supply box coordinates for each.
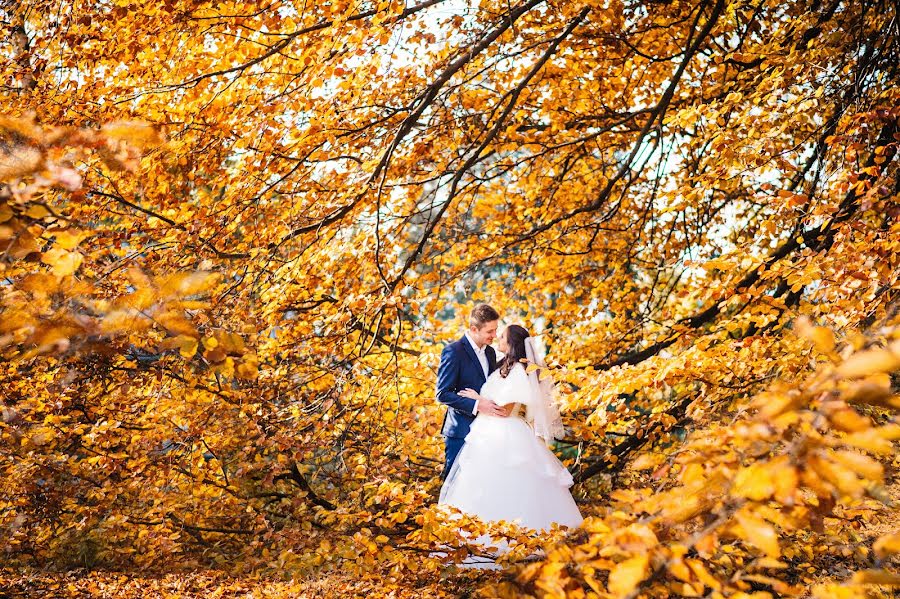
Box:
[523,337,565,443]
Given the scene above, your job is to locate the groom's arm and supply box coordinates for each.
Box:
[436,345,476,415]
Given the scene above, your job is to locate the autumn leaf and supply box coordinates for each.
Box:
[850,570,900,585]
[836,347,900,379]
[608,554,649,597]
[40,247,83,277]
[873,532,900,559]
[829,450,884,483]
[734,510,780,558]
[0,144,43,179]
[733,463,776,501]
[51,228,90,250]
[685,559,721,592]
[794,316,836,354]
[175,335,199,359]
[101,121,165,149]
[2,1,900,595]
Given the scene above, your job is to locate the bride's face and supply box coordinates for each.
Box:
[497,329,510,353]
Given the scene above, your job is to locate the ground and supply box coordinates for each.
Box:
[2,479,898,598]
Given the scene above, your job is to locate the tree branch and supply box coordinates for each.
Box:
[593,118,898,371]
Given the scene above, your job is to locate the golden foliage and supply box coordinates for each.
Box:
[1,0,899,596]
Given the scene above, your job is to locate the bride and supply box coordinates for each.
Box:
[438,324,582,534]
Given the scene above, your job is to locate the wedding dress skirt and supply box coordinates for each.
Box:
[439,366,583,532]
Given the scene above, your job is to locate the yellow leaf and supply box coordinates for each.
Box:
[680,463,705,486]
[0,145,43,179]
[178,300,211,310]
[608,554,649,597]
[844,375,895,407]
[204,347,227,363]
[102,120,165,149]
[156,311,197,336]
[236,359,259,380]
[829,408,872,432]
[694,533,719,557]
[126,267,153,288]
[809,327,835,353]
[795,317,835,353]
[873,533,900,559]
[18,273,59,294]
[734,510,780,558]
[830,450,883,483]
[175,335,198,358]
[754,390,802,419]
[631,452,663,471]
[686,559,721,591]
[100,310,151,334]
[836,348,900,379]
[754,557,788,569]
[812,583,867,599]
[30,431,53,446]
[850,569,900,585]
[0,115,45,141]
[52,228,90,250]
[123,287,156,311]
[733,463,775,501]
[660,492,706,523]
[219,332,246,354]
[769,458,798,504]
[40,247,83,276]
[9,231,39,258]
[157,271,220,298]
[668,558,693,583]
[808,454,864,497]
[678,582,703,597]
[843,430,894,455]
[214,357,235,378]
[875,423,900,440]
[24,204,51,219]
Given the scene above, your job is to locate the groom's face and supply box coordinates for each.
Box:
[470,320,498,347]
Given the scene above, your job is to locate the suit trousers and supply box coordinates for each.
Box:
[441,436,466,480]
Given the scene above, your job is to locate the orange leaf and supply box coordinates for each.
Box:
[685,559,721,591]
[874,533,900,559]
[176,335,199,359]
[836,348,900,379]
[851,569,900,585]
[608,554,649,597]
[734,510,780,558]
[733,463,775,501]
[40,248,83,277]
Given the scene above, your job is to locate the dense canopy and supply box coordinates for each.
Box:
[2,0,899,596]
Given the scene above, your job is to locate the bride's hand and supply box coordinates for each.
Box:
[459,388,482,400]
[461,389,511,417]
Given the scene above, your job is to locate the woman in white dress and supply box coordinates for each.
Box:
[438,325,582,532]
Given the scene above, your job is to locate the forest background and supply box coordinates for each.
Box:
[2,0,900,597]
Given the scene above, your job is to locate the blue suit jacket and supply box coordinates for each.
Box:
[436,336,498,439]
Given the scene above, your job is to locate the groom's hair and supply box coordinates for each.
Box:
[469,303,500,329]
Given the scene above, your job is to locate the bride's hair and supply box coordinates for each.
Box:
[498,324,530,378]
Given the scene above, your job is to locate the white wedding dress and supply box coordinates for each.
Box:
[439,363,583,533]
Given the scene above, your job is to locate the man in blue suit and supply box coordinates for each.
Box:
[436,303,510,479]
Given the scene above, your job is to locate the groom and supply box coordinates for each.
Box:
[436,303,509,480]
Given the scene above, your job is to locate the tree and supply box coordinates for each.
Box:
[2,0,899,595]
